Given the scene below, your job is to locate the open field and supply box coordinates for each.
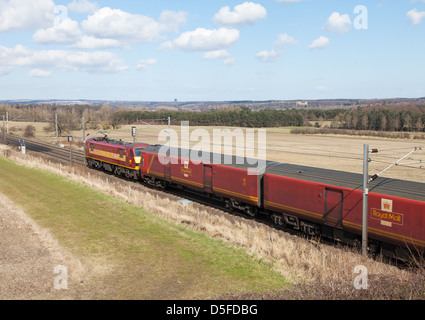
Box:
[1,145,425,300]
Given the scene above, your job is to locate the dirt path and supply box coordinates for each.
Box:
[0,193,89,300]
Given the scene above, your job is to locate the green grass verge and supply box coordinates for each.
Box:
[0,156,288,299]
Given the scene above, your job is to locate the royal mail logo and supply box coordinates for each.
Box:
[371,208,404,226]
[381,199,393,212]
[181,161,192,177]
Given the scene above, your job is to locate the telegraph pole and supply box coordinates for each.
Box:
[362,144,369,260]
[6,112,8,134]
[362,145,420,260]
[168,117,171,146]
[2,115,5,144]
[55,113,58,144]
[82,116,86,143]
[68,136,73,164]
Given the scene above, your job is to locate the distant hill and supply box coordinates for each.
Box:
[1,98,424,111]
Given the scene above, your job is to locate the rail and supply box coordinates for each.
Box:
[2,134,86,165]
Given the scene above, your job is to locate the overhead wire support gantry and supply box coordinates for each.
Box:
[369,147,423,182]
[362,144,424,260]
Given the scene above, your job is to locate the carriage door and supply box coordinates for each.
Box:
[203,165,213,193]
[324,189,343,228]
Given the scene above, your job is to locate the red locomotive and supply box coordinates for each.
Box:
[86,138,425,259]
[85,136,149,180]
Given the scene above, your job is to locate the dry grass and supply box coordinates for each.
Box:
[0,193,88,299]
[2,144,424,299]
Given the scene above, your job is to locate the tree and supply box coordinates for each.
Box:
[360,114,369,130]
[415,117,424,132]
[379,115,387,131]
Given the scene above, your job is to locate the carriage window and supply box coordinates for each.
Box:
[90,144,94,152]
[130,149,134,157]
[120,150,124,158]
[142,156,145,166]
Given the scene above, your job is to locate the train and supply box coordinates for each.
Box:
[85,136,425,260]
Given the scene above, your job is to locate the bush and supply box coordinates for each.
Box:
[24,125,36,138]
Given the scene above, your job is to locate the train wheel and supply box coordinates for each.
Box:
[224,199,234,213]
[244,206,257,218]
[87,159,93,168]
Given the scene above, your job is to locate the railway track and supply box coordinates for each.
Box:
[2,134,86,165]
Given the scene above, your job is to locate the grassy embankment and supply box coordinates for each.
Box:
[0,155,287,299]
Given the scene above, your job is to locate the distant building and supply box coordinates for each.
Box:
[296,101,309,107]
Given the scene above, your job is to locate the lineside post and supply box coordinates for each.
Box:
[2,115,5,144]
[362,144,369,260]
[55,113,58,144]
[68,136,73,164]
[168,117,171,146]
[82,116,86,143]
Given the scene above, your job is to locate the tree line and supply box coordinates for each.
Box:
[112,107,305,128]
[0,103,119,136]
[2,103,425,133]
[112,105,425,132]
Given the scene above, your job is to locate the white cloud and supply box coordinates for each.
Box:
[324,12,352,34]
[274,33,298,46]
[256,33,297,63]
[213,2,267,27]
[32,7,188,49]
[0,0,55,32]
[32,18,82,45]
[67,0,99,14]
[81,7,162,42]
[158,41,174,51]
[28,69,52,78]
[256,49,281,62]
[0,45,128,74]
[81,7,188,46]
[224,57,236,66]
[407,8,425,25]
[171,28,240,51]
[203,50,230,60]
[159,10,188,33]
[308,36,330,50]
[70,36,122,49]
[136,58,157,71]
[203,50,235,66]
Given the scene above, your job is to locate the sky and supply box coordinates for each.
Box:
[0,0,424,102]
